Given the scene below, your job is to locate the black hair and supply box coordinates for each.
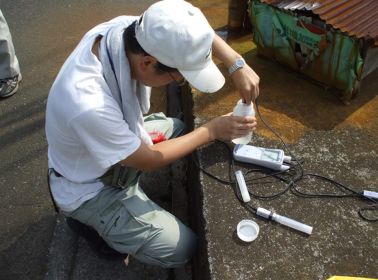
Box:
[124,20,177,74]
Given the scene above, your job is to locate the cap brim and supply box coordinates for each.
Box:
[179,61,225,93]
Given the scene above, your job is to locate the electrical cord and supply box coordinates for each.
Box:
[194,98,377,222]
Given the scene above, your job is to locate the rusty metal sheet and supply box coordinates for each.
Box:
[258,0,378,46]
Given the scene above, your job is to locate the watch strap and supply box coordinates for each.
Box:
[228,57,245,75]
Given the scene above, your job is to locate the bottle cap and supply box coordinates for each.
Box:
[236,219,259,242]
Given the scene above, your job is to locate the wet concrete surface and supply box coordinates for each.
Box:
[191,2,378,142]
[192,32,378,143]
[188,3,378,280]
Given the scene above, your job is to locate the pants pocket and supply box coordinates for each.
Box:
[100,196,160,255]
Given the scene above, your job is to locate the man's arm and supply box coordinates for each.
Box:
[212,34,260,103]
[120,113,257,171]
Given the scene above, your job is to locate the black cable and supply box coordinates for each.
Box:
[194,98,377,222]
[192,140,258,214]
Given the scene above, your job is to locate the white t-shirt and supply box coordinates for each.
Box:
[46,16,146,212]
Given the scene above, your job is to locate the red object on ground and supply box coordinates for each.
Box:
[148,131,166,144]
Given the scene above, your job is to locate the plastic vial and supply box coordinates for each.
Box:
[232,99,255,144]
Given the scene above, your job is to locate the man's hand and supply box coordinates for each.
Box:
[203,113,257,141]
[230,64,260,103]
[212,34,260,103]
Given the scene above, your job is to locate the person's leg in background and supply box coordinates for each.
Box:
[0,9,21,98]
[143,112,186,142]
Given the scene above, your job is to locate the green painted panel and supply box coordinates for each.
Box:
[249,0,364,100]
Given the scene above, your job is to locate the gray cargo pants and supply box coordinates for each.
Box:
[0,10,20,79]
[63,113,197,268]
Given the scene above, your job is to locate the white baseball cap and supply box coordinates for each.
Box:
[135,0,225,93]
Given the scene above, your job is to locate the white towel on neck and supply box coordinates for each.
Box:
[99,22,153,145]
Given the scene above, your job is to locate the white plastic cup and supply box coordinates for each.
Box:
[232,99,255,144]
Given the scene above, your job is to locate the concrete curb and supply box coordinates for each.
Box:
[45,214,78,280]
[44,163,193,280]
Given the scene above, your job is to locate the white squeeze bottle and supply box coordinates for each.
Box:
[232,99,255,144]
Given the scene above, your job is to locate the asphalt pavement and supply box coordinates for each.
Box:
[0,1,164,279]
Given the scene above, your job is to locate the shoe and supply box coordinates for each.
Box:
[0,74,22,98]
[66,217,128,260]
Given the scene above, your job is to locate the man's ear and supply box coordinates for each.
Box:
[139,55,158,72]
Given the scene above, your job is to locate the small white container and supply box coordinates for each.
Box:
[232,99,255,145]
[237,219,259,242]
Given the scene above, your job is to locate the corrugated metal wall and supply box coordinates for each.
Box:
[248,0,378,100]
[258,0,378,46]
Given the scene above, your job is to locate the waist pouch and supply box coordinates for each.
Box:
[99,164,141,187]
[49,164,140,188]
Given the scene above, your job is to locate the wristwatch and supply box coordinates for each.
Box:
[228,57,245,75]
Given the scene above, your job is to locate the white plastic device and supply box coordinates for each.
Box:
[235,170,251,202]
[256,207,313,235]
[283,155,292,163]
[363,190,378,200]
[256,207,312,235]
[233,144,289,171]
[232,100,255,145]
